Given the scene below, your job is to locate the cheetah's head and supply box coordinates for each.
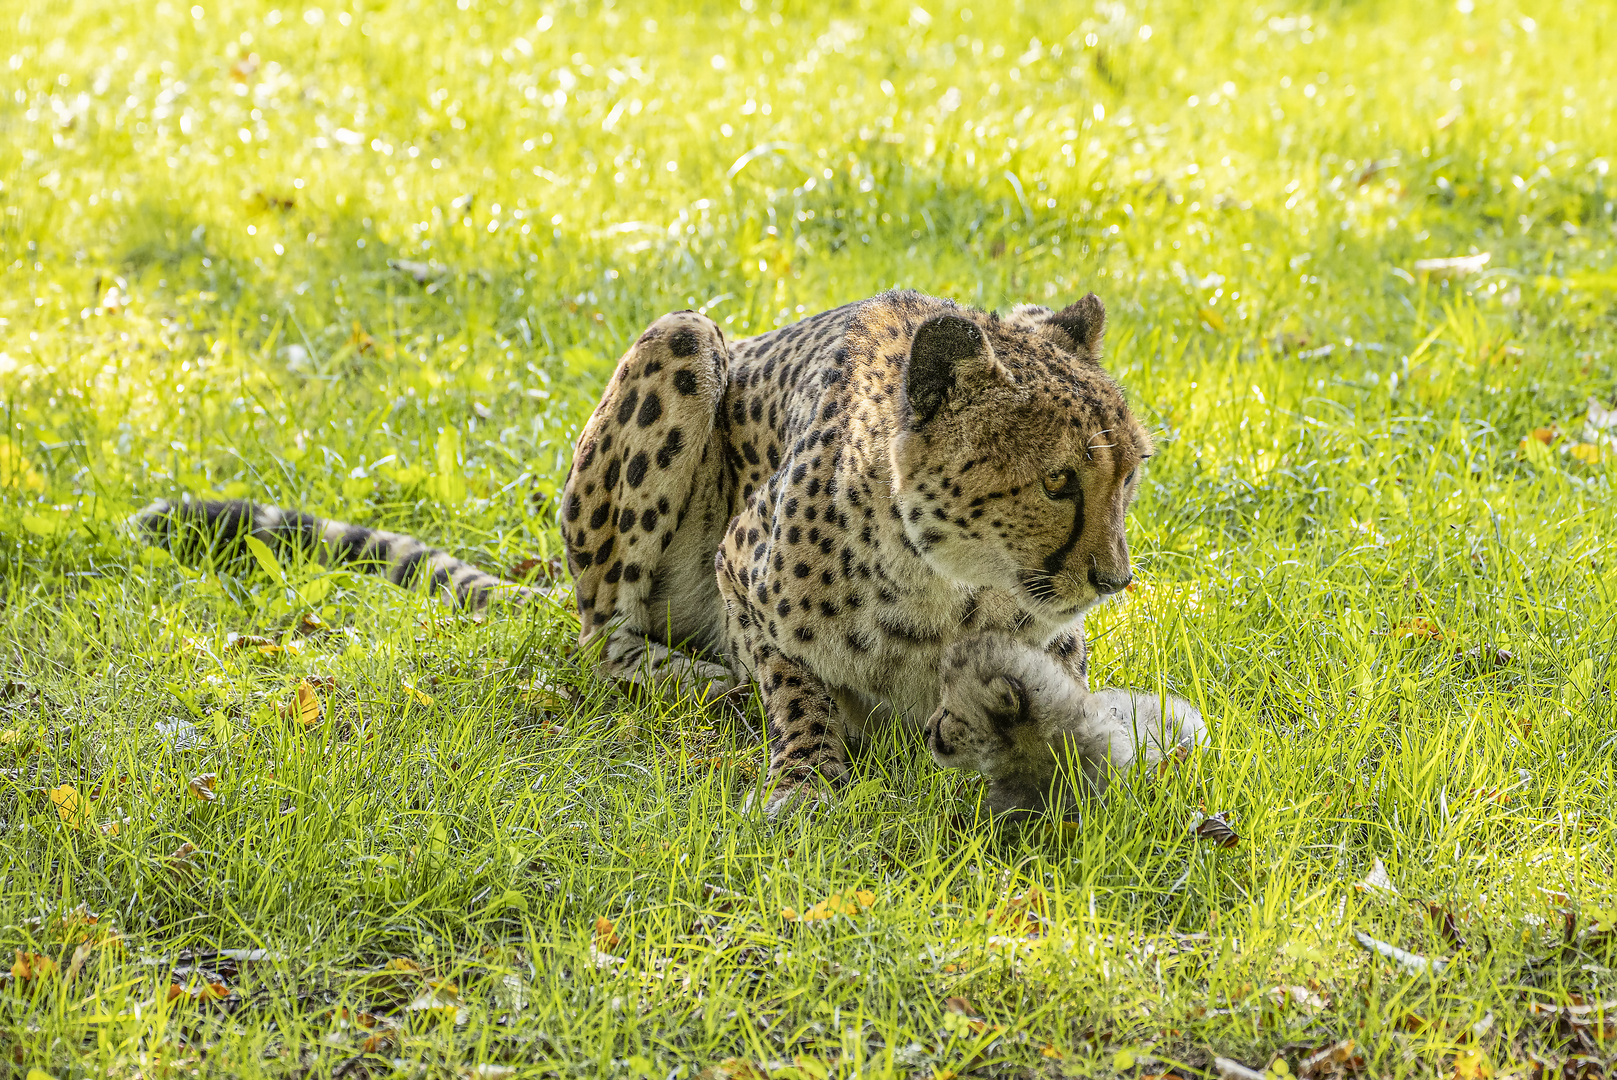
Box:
[924,635,1059,776]
[923,634,1082,817]
[925,633,1208,817]
[889,294,1152,622]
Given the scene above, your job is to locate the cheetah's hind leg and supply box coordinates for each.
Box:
[560,311,741,704]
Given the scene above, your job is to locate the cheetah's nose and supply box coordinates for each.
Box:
[1088,568,1132,595]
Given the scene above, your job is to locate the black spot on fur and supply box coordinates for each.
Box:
[669,329,700,357]
[626,452,649,488]
[655,428,685,469]
[616,387,640,425]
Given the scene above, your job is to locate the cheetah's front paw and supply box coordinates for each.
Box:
[742,765,846,818]
[741,784,826,818]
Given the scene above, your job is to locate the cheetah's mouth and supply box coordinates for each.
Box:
[1016,574,1096,618]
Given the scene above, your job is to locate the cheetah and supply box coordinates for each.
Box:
[924,633,1207,820]
[131,290,1153,816]
[559,289,1154,812]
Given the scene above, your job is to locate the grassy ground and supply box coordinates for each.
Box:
[3,0,1616,1075]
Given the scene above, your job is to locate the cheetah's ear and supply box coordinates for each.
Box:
[905,314,999,427]
[1048,293,1107,356]
[983,673,1031,733]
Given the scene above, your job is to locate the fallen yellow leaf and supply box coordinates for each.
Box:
[49,783,84,829]
[402,680,434,706]
[278,680,322,726]
[2,728,40,757]
[1569,442,1604,464]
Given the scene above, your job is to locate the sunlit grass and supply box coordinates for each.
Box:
[2,0,1615,1076]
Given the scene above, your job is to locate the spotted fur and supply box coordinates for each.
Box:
[925,633,1207,819]
[560,289,1154,811]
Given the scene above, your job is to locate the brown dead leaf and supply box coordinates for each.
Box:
[64,940,94,983]
[685,754,758,779]
[187,773,218,803]
[226,633,276,650]
[593,916,620,949]
[1298,1039,1363,1078]
[166,841,199,881]
[11,950,58,980]
[1421,900,1484,953]
[988,885,1047,935]
[1192,811,1241,848]
[335,1007,379,1029]
[945,994,975,1015]
[167,981,231,1003]
[1395,617,1444,640]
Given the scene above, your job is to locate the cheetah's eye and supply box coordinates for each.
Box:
[1125,468,1137,486]
[1042,469,1075,497]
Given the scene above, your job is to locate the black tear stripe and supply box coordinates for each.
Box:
[1041,487,1087,577]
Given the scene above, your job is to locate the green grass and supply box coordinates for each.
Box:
[3,0,1616,1075]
